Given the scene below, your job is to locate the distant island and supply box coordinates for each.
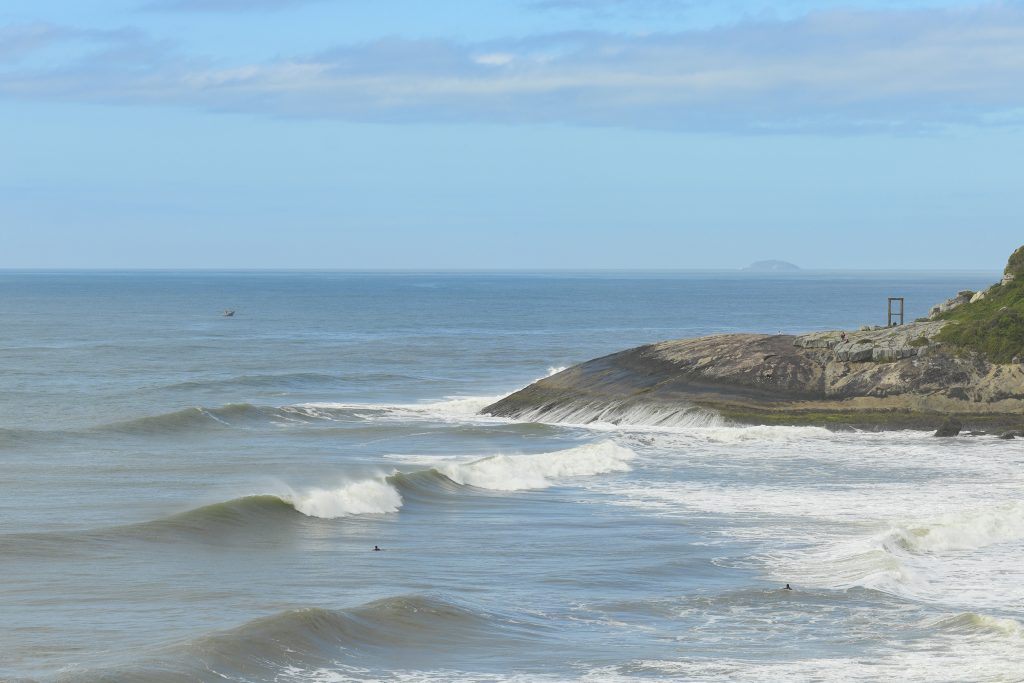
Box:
[484,246,1024,434]
[743,260,800,272]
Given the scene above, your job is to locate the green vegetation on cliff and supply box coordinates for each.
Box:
[937,245,1024,363]
[1005,245,1024,279]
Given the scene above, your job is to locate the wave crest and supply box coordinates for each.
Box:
[883,502,1024,554]
[66,595,541,681]
[281,480,403,519]
[929,612,1024,639]
[769,501,1024,602]
[435,440,636,491]
[102,403,329,434]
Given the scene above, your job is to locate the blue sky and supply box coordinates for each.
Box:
[1,0,1021,269]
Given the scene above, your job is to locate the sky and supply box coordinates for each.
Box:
[1,0,1022,269]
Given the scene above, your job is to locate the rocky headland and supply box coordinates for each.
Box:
[744,260,800,272]
[482,247,1024,433]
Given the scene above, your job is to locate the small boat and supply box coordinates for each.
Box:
[223,309,235,317]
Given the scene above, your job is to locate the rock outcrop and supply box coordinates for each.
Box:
[934,417,962,437]
[929,290,974,319]
[482,324,1024,430]
[482,247,1024,432]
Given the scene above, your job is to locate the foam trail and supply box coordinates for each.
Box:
[298,364,571,423]
[299,395,506,422]
[436,441,636,491]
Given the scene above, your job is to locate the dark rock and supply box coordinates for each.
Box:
[946,387,970,401]
[934,418,962,437]
[998,431,1023,439]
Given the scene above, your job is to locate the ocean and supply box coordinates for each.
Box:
[2,269,1022,682]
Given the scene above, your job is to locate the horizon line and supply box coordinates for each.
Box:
[0,267,1003,274]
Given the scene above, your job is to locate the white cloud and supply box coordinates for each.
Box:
[475,53,516,66]
[144,0,325,11]
[2,4,1024,133]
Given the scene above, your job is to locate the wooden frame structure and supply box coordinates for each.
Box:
[888,297,905,327]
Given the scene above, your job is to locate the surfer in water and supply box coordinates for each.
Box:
[373,545,382,551]
[783,584,793,590]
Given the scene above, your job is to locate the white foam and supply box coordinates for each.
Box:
[591,426,1024,612]
[297,395,505,423]
[928,612,1024,639]
[280,479,403,519]
[762,502,1024,606]
[885,501,1024,554]
[581,635,1024,683]
[277,666,553,683]
[507,401,723,430]
[436,441,636,491]
[686,423,834,443]
[295,365,568,425]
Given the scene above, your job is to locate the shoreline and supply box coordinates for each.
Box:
[481,330,1024,434]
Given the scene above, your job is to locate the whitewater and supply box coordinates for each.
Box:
[1,269,1020,683]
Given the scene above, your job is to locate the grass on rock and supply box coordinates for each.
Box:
[937,245,1024,363]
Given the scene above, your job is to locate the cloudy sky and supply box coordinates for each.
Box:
[2,0,1021,268]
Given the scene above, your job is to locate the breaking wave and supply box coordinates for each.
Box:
[32,366,604,440]
[0,441,637,556]
[434,441,636,491]
[279,480,404,519]
[882,501,1024,554]
[928,612,1024,639]
[278,440,635,517]
[770,501,1024,602]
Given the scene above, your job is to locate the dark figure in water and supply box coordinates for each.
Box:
[373,545,382,551]
[783,584,792,590]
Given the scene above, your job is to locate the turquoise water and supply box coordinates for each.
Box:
[2,270,1022,682]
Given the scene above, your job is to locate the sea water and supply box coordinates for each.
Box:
[2,270,1022,682]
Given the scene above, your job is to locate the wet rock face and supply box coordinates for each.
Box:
[934,418,963,437]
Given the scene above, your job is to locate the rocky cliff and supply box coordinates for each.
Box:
[482,249,1024,431]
